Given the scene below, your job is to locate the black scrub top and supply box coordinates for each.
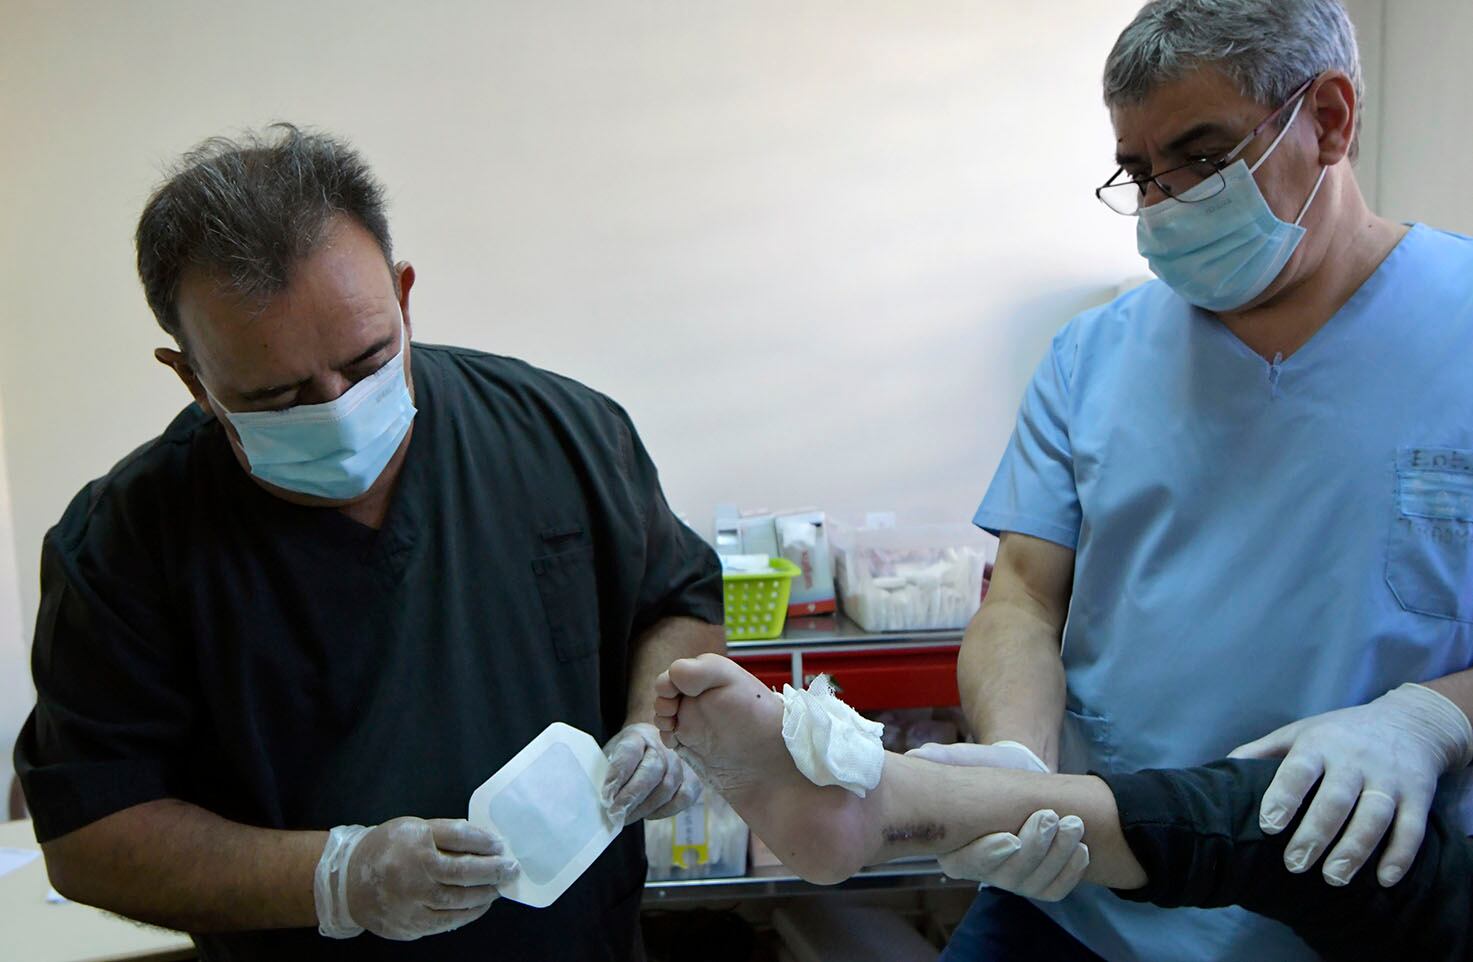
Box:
[14,343,723,962]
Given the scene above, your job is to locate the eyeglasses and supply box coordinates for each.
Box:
[1095,76,1316,216]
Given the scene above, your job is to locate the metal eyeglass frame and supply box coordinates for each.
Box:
[1095,75,1316,216]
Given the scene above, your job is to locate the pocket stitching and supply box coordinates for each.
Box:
[532,546,600,661]
[1386,449,1473,625]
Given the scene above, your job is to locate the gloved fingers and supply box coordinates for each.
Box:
[424,879,504,910]
[1282,769,1361,874]
[1034,842,1090,902]
[604,735,662,812]
[1374,789,1433,887]
[1229,719,1305,761]
[603,730,651,788]
[427,850,521,888]
[635,761,702,822]
[654,670,679,700]
[620,750,682,823]
[417,901,496,936]
[427,819,503,856]
[1321,789,1396,886]
[1256,750,1326,834]
[936,832,1021,881]
[639,771,701,819]
[905,741,1046,771]
[905,742,1017,768]
[1016,814,1086,898]
[990,809,1060,890]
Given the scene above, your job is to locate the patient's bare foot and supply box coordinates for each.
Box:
[653,654,876,884]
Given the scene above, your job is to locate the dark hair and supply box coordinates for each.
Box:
[135,123,394,342]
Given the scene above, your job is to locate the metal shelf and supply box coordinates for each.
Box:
[728,612,964,655]
[643,860,972,904]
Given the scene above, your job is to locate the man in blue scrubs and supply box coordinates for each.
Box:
[938,1,1473,959]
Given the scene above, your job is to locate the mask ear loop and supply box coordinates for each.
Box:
[1251,92,1308,174]
[1248,89,1328,227]
[1293,166,1329,226]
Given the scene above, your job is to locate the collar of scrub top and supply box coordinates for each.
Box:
[1095,73,1318,210]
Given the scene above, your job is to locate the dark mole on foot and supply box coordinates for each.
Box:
[883,822,947,845]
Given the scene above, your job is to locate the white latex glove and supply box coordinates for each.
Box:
[1229,683,1473,887]
[907,741,1090,901]
[315,818,519,941]
[602,722,702,823]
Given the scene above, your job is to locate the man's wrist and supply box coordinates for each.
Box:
[315,825,370,939]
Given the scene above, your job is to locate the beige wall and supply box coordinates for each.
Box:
[0,404,27,797]
[0,1,1145,628]
[1377,0,1473,231]
[2,0,1453,777]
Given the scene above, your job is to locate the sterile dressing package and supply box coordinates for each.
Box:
[467,722,622,908]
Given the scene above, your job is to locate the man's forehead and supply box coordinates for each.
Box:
[1111,67,1261,152]
[174,263,397,391]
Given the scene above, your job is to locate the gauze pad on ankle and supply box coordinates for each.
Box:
[468,722,623,908]
[781,674,884,797]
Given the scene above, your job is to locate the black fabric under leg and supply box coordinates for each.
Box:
[1102,758,1472,961]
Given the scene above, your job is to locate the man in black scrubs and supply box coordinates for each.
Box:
[13,124,725,961]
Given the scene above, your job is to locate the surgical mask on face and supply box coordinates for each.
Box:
[207,327,416,501]
[468,722,624,908]
[1136,94,1329,312]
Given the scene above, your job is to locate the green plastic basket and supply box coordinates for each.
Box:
[722,557,801,641]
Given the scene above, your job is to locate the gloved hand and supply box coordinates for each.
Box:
[1229,683,1473,887]
[314,817,519,940]
[907,741,1090,901]
[602,722,702,823]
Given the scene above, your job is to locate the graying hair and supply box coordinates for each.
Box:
[136,123,394,342]
[1103,0,1363,158]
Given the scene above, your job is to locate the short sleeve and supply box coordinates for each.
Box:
[13,485,196,843]
[974,325,1082,549]
[605,404,723,634]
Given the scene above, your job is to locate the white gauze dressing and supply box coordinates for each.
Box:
[780,674,885,797]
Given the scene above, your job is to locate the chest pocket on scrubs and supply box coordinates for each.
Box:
[1386,448,1473,623]
[532,526,601,661]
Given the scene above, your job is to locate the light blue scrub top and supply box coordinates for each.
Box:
[975,224,1473,962]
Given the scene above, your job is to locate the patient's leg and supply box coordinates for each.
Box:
[652,653,1146,887]
[656,654,1473,962]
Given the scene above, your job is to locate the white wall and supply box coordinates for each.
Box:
[0,0,1145,641]
[0,403,28,800]
[1377,0,1473,232]
[1339,0,1383,213]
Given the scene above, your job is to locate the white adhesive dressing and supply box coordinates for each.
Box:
[468,722,623,908]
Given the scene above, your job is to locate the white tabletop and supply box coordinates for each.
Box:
[0,819,194,962]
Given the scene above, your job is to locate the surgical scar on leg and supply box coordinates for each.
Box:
[882,822,947,845]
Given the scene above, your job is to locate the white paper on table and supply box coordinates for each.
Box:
[0,847,41,878]
[46,886,68,904]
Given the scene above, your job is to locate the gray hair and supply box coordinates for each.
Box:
[1103,0,1363,158]
[136,123,394,343]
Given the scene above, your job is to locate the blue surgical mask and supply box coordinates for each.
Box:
[207,329,417,500]
[1136,94,1328,312]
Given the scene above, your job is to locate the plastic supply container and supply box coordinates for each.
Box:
[644,791,750,881]
[722,557,800,641]
[831,522,995,632]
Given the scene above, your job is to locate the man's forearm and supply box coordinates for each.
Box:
[957,596,1067,768]
[42,798,325,933]
[626,615,726,726]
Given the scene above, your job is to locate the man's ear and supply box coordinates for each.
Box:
[154,347,215,416]
[395,261,416,339]
[1309,71,1356,167]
